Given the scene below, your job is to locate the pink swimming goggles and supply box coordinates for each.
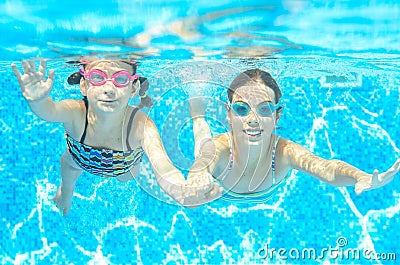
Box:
[80,68,139,88]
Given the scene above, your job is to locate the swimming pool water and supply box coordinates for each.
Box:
[1,1,400,264]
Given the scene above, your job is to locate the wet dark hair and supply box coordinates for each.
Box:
[228,69,282,108]
[137,76,153,109]
[66,60,153,109]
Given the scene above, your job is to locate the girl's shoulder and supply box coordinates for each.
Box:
[124,107,157,140]
[125,106,147,124]
[275,136,307,171]
[276,137,300,153]
[213,132,230,149]
[276,136,294,157]
[60,99,87,136]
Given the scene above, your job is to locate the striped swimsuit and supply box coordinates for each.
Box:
[66,99,144,178]
[218,135,287,203]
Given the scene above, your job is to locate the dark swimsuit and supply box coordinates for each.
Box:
[66,99,144,178]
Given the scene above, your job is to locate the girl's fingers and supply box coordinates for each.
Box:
[355,183,370,195]
[372,169,381,182]
[392,159,400,172]
[11,63,25,93]
[381,172,395,183]
[28,60,36,72]
[11,63,22,81]
[47,69,55,87]
[21,60,30,74]
[38,60,46,76]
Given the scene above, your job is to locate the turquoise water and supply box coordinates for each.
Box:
[1,1,400,264]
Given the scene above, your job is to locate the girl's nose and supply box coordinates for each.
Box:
[246,110,259,126]
[102,83,115,95]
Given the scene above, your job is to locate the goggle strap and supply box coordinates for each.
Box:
[131,74,139,81]
[79,68,86,77]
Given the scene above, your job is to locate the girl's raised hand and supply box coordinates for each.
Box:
[12,60,55,102]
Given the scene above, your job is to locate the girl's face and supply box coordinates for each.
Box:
[228,83,278,145]
[80,61,139,113]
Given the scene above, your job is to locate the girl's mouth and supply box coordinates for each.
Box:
[99,99,116,103]
[243,129,263,137]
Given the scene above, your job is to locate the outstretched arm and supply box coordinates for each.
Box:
[188,96,212,158]
[282,139,399,194]
[141,116,221,206]
[12,60,76,124]
[185,136,225,206]
[141,116,185,191]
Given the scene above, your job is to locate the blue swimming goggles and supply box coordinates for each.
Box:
[230,101,280,117]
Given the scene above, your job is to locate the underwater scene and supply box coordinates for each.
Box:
[1,0,399,264]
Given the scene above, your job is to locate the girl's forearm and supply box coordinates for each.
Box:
[28,97,59,122]
[192,116,212,158]
[329,159,367,186]
[287,140,367,187]
[298,157,365,186]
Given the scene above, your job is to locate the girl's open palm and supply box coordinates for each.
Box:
[355,159,400,194]
[12,60,55,102]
